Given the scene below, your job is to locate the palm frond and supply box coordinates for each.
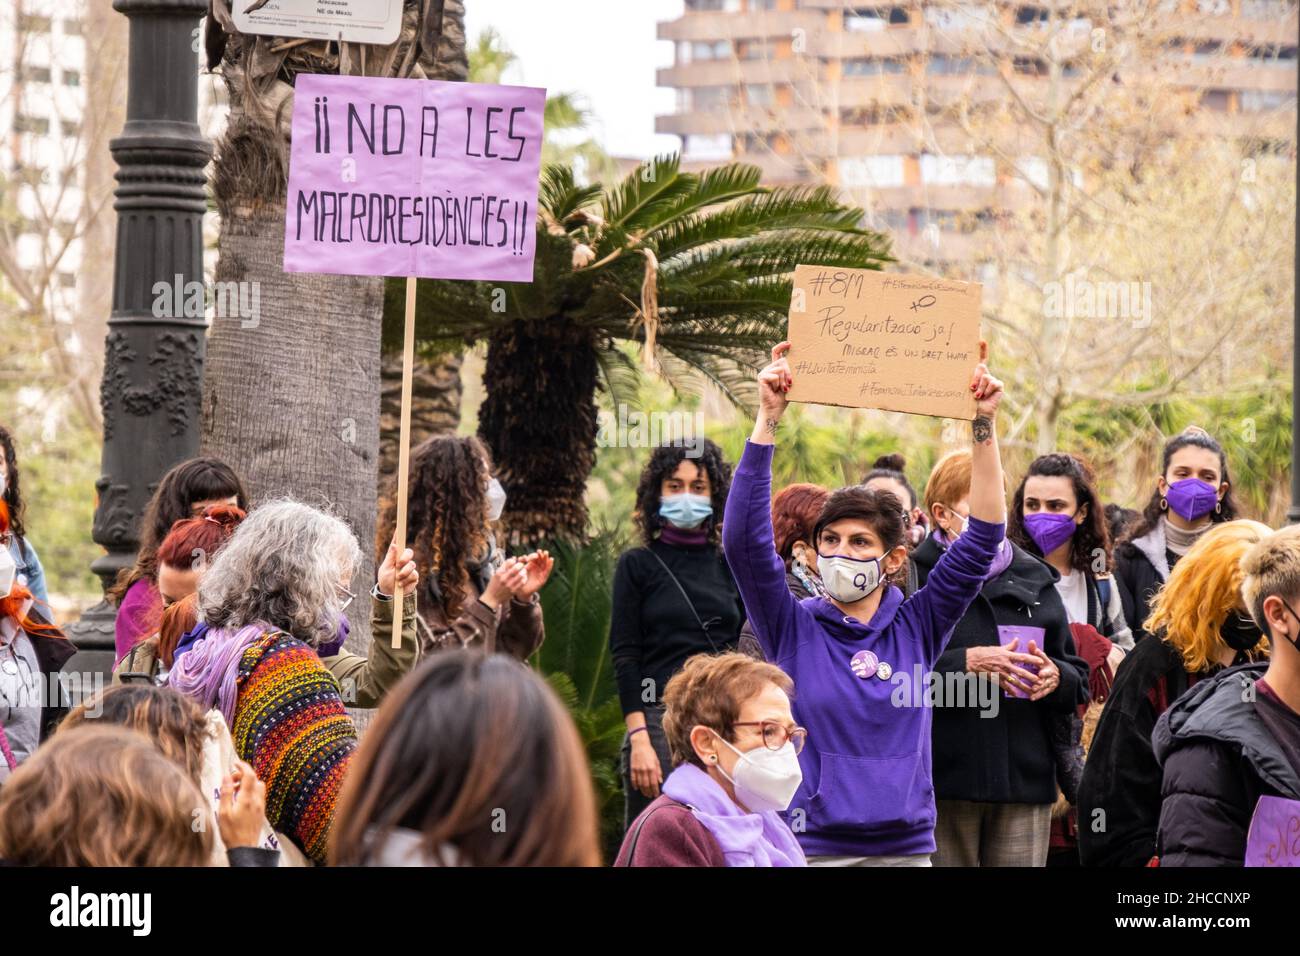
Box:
[601,153,695,234]
[540,164,602,224]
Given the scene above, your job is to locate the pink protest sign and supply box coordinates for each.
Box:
[1245,795,1300,866]
[283,73,545,282]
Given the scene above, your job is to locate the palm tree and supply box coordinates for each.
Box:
[393,154,891,546]
[377,27,613,507]
[201,0,465,640]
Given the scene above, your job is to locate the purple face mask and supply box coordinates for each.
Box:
[1165,478,1219,522]
[1023,511,1077,556]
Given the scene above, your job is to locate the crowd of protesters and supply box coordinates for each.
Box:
[0,345,1298,869]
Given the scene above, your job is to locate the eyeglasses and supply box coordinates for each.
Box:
[731,720,808,755]
[336,583,356,613]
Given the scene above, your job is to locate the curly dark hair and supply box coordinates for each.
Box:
[379,435,492,620]
[107,457,248,606]
[1009,453,1112,574]
[0,424,28,556]
[633,439,732,548]
[1126,428,1239,544]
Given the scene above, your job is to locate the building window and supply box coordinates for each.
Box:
[1196,0,1230,13]
[20,66,53,83]
[750,0,778,9]
[63,19,82,35]
[1241,90,1297,112]
[927,55,976,74]
[843,57,908,76]
[840,154,907,188]
[1201,89,1231,111]
[14,115,51,135]
[1015,6,1049,28]
[921,153,995,187]
[841,104,910,124]
[741,39,775,60]
[62,69,81,87]
[1191,41,1223,62]
[58,272,77,289]
[684,133,733,160]
[746,85,775,106]
[61,119,82,138]
[686,40,732,61]
[1250,44,1299,65]
[692,86,731,109]
[845,6,909,31]
[18,14,53,32]
[1013,56,1048,75]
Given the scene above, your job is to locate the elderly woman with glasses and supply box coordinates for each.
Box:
[616,652,807,867]
[168,499,396,864]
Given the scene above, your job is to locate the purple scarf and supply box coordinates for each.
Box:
[172,616,347,672]
[932,529,1013,580]
[660,763,806,867]
[167,623,266,728]
[658,525,710,549]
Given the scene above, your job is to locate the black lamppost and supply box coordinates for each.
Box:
[65,0,210,675]
[1291,84,1300,528]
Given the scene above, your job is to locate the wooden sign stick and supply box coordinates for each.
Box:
[391,275,417,647]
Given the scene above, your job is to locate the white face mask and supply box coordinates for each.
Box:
[486,478,507,523]
[817,553,884,604]
[714,734,803,813]
[0,544,15,600]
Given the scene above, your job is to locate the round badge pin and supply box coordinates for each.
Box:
[850,649,879,680]
[1,659,17,676]
[875,661,893,681]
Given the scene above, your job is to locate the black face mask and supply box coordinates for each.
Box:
[1220,610,1264,652]
[1265,596,1300,652]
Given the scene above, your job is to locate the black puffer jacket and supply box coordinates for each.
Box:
[914,536,1089,804]
[1153,663,1300,867]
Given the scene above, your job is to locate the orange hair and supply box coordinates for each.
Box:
[924,449,973,519]
[1145,519,1274,673]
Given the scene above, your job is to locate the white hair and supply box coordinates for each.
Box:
[197,498,362,647]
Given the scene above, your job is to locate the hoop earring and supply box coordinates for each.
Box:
[1215,501,1222,515]
[1160,496,1168,512]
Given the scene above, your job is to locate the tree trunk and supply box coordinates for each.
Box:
[202,198,382,643]
[478,319,598,548]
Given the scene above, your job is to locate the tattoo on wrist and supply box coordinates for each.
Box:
[972,415,993,444]
[765,417,779,434]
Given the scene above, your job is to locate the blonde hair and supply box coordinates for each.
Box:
[1145,519,1273,673]
[0,725,212,866]
[1242,524,1300,634]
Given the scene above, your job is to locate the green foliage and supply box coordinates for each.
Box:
[17,426,100,601]
[533,528,632,860]
[383,153,891,410]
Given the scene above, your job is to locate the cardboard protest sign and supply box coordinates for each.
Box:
[234,0,403,45]
[784,265,983,420]
[1245,795,1300,866]
[284,73,546,282]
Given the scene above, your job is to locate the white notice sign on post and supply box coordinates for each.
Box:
[232,0,403,45]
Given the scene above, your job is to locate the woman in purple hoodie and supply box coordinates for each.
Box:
[723,341,1007,866]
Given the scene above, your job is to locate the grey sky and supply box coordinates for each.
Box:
[463,0,684,160]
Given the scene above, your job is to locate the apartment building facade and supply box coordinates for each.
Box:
[657,0,1298,273]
